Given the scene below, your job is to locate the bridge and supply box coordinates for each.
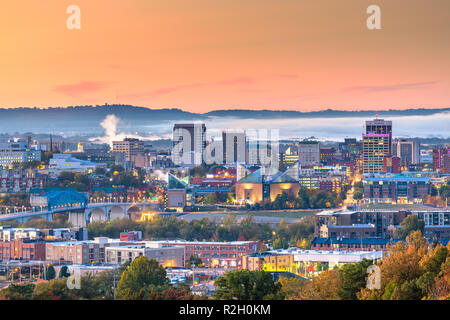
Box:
[0,201,163,227]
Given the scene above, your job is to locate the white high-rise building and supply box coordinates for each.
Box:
[298,140,320,166]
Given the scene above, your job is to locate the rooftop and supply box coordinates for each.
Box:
[327,224,375,229]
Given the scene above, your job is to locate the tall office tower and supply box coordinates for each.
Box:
[172,123,206,167]
[298,140,320,166]
[362,118,392,174]
[392,139,420,167]
[222,130,246,164]
[365,118,393,153]
[112,138,145,161]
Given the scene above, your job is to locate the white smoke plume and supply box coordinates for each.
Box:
[152,169,168,182]
[89,114,168,147]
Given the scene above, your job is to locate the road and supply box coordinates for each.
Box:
[343,174,361,208]
[178,212,302,225]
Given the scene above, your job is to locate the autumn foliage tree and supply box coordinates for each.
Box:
[116,256,170,300]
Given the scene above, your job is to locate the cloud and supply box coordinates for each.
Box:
[119,74,301,101]
[270,73,299,79]
[120,77,255,100]
[343,81,438,93]
[53,81,108,97]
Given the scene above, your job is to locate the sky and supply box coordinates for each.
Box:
[0,0,449,112]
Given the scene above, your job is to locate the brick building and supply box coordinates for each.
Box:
[0,238,46,261]
[146,240,259,269]
[0,169,47,193]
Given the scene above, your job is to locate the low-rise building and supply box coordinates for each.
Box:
[105,243,184,267]
[424,225,450,242]
[311,237,398,251]
[0,169,47,193]
[45,237,123,264]
[319,224,377,238]
[48,153,105,172]
[145,240,259,269]
[363,174,431,204]
[0,238,47,261]
[241,252,296,273]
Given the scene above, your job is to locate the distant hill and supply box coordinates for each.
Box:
[1,104,449,120]
[0,104,204,121]
[204,107,450,119]
[0,104,449,134]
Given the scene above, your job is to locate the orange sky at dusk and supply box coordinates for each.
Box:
[0,0,449,112]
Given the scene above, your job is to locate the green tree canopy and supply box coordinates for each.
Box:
[394,215,425,239]
[116,257,170,300]
[45,266,56,280]
[59,266,71,278]
[213,270,282,300]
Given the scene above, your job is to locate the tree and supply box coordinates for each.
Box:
[189,166,208,178]
[272,237,289,250]
[74,173,90,186]
[394,215,425,239]
[33,278,73,300]
[337,259,373,300]
[95,167,106,175]
[294,269,343,300]
[0,284,35,300]
[45,266,56,280]
[278,278,306,300]
[353,191,363,201]
[204,193,218,204]
[213,270,282,300]
[116,257,170,300]
[59,171,75,183]
[186,255,203,268]
[59,266,70,278]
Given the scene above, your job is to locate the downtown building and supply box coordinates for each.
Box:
[392,139,420,167]
[363,174,431,204]
[0,139,41,169]
[298,140,320,166]
[362,118,392,174]
[432,147,450,172]
[112,138,145,162]
[0,168,48,193]
[172,123,206,167]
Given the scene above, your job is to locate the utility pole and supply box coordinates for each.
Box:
[113,271,117,300]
